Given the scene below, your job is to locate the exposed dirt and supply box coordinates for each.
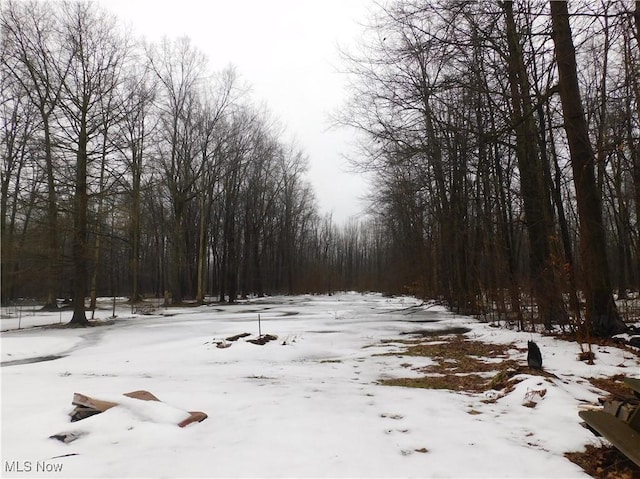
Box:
[226,332,251,342]
[247,334,278,345]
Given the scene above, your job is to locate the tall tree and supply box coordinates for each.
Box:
[501,1,567,329]
[148,37,206,304]
[58,1,128,325]
[115,64,157,304]
[550,1,625,337]
[193,69,237,304]
[0,72,37,304]
[1,0,71,309]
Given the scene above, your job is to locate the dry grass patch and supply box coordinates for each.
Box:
[378,335,525,393]
[381,374,491,392]
[566,444,640,479]
[589,374,639,399]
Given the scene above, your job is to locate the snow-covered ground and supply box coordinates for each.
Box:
[1,293,638,478]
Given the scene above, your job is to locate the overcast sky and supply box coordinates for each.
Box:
[97,0,373,224]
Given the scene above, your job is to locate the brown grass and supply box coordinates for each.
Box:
[377,335,527,393]
[380,373,491,392]
[566,445,640,479]
[590,375,640,400]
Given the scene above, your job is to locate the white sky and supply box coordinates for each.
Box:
[97,0,373,224]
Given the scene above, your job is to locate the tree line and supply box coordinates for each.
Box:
[337,0,639,338]
[3,0,639,339]
[0,0,371,324]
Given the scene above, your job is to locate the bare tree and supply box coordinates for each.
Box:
[114,61,157,304]
[193,68,238,304]
[0,69,39,304]
[550,1,625,337]
[1,0,72,309]
[57,1,129,325]
[501,1,567,329]
[148,37,208,304]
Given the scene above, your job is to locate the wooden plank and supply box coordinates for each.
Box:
[580,410,640,467]
[623,377,640,396]
[70,391,207,428]
[621,378,640,430]
[124,390,161,402]
[628,405,640,432]
[72,393,118,412]
[178,411,208,428]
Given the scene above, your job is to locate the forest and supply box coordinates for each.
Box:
[2,0,640,338]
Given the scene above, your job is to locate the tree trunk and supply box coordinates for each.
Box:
[195,192,207,304]
[629,3,640,288]
[130,150,141,304]
[253,229,264,297]
[225,206,237,303]
[70,119,89,326]
[543,101,582,324]
[171,209,185,305]
[635,1,640,48]
[240,211,251,299]
[503,1,567,329]
[550,1,625,337]
[89,130,109,316]
[42,117,60,310]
